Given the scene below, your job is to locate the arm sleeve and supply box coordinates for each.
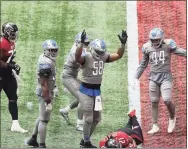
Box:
[135,47,149,79]
[171,47,187,57]
[105,52,110,63]
[38,64,52,78]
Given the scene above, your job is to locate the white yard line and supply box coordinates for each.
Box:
[126,1,141,124]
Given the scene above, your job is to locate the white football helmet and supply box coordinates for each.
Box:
[43,39,59,60]
[89,39,107,59]
[149,28,164,48]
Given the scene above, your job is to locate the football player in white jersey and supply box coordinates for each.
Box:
[133,28,186,134]
[26,39,59,148]
[76,30,128,148]
[59,32,90,131]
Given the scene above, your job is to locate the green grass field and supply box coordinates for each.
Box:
[1,1,128,148]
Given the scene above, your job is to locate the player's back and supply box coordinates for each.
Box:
[36,54,56,98]
[63,43,81,77]
[81,52,109,84]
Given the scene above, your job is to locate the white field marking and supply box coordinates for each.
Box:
[126,1,141,125]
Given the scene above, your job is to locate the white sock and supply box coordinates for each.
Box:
[77,119,83,125]
[12,120,19,124]
[65,106,71,112]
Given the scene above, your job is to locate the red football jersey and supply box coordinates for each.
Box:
[0,37,15,62]
[99,131,130,148]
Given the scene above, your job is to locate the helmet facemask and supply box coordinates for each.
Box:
[3,23,19,42]
[89,39,107,59]
[105,136,122,148]
[149,28,164,49]
[7,31,19,42]
[43,40,59,60]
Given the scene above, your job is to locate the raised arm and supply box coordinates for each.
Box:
[107,30,128,63]
[75,30,87,64]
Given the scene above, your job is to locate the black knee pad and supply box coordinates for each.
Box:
[41,120,49,124]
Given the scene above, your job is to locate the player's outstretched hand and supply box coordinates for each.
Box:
[133,78,139,90]
[81,29,86,43]
[118,30,128,44]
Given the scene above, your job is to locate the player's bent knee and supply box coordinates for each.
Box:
[94,117,101,125]
[150,97,159,102]
[85,115,93,124]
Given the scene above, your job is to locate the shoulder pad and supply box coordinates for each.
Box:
[39,64,51,78]
[142,42,150,54]
[166,39,177,50]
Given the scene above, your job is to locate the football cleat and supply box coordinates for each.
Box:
[60,109,70,124]
[80,139,84,148]
[39,143,46,148]
[11,120,28,133]
[127,109,136,117]
[168,117,176,133]
[80,140,97,148]
[76,125,83,132]
[147,123,160,134]
[26,137,39,147]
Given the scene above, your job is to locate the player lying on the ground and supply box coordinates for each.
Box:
[75,30,128,148]
[26,39,59,148]
[99,109,144,148]
[133,28,187,134]
[59,32,90,131]
[0,22,28,133]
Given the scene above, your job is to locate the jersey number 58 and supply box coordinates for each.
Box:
[93,61,104,75]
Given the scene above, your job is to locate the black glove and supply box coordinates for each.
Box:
[45,98,51,104]
[7,62,21,75]
[81,29,86,43]
[118,30,128,44]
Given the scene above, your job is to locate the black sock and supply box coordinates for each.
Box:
[8,102,18,120]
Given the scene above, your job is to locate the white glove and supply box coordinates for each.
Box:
[133,78,139,90]
[53,86,59,97]
[45,103,52,111]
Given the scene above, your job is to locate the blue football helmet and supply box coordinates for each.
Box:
[149,28,164,48]
[43,39,59,60]
[89,39,107,59]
